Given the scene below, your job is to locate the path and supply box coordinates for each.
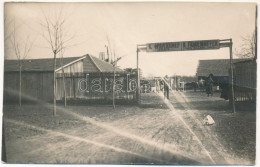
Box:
[3,91,255,165]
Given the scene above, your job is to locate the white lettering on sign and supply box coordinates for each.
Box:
[147,40,220,52]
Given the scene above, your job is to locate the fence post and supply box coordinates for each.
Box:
[229,39,236,113]
[136,46,141,104]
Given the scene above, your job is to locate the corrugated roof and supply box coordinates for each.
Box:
[4,57,82,72]
[196,59,248,77]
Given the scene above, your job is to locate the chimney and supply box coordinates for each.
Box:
[99,52,105,61]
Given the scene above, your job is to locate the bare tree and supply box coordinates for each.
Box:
[106,35,115,64]
[235,7,257,60]
[106,36,117,108]
[41,9,75,116]
[106,36,125,109]
[9,21,34,107]
[235,32,256,59]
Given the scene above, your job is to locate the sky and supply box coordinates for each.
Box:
[4,2,256,76]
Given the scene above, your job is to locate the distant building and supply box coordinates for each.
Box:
[124,68,142,78]
[196,59,246,87]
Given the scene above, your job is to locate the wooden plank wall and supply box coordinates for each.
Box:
[234,61,256,102]
[4,72,54,103]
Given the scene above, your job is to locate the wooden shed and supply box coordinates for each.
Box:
[4,54,125,103]
[4,56,83,103]
[196,59,246,87]
[55,55,129,101]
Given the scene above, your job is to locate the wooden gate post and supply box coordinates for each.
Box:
[230,39,236,113]
[136,46,141,104]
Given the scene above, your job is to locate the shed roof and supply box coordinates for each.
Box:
[196,59,247,77]
[4,57,82,72]
[4,54,124,73]
[83,55,124,73]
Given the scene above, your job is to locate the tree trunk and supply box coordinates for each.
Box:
[62,68,67,107]
[2,121,6,162]
[53,53,57,116]
[113,65,115,109]
[19,62,21,107]
[60,49,67,107]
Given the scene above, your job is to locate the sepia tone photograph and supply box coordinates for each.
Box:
[1,1,258,166]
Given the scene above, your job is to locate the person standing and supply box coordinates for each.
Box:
[164,82,169,99]
[206,74,214,97]
[164,75,170,99]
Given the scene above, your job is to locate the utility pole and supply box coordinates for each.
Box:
[136,47,140,104]
[255,5,257,60]
[136,44,146,104]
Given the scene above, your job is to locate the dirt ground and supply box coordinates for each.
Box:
[2,90,256,165]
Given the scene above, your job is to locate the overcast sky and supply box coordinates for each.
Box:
[4,2,256,76]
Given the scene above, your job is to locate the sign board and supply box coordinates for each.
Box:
[146,40,220,52]
[219,42,231,48]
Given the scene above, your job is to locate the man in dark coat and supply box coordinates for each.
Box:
[220,77,229,100]
[206,74,214,97]
[163,75,170,99]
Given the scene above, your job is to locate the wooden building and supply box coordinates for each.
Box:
[4,56,81,103]
[196,59,245,88]
[55,55,128,101]
[4,54,125,103]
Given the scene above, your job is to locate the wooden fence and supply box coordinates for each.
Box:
[233,60,256,102]
[56,72,138,102]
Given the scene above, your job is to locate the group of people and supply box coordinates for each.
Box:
[154,73,229,100]
[155,76,170,99]
[204,73,229,100]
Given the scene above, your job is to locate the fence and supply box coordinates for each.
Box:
[56,72,138,102]
[56,73,169,103]
[234,86,256,102]
[233,60,256,102]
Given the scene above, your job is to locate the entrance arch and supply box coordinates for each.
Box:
[136,39,235,112]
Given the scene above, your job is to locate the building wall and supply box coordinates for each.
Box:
[234,61,256,89]
[4,72,54,103]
